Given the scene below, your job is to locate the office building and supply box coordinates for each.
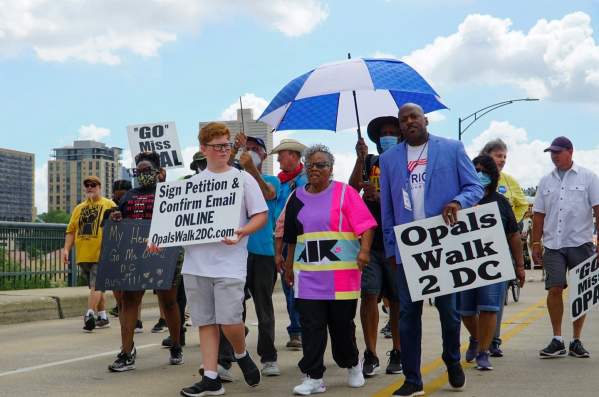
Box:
[48,140,121,213]
[0,148,35,222]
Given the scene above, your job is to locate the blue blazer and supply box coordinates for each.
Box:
[379,134,484,261]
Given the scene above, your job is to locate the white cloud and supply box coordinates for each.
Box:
[35,163,48,213]
[403,12,599,101]
[0,0,327,65]
[220,93,269,121]
[426,111,446,123]
[465,120,599,188]
[77,124,110,140]
[372,50,398,59]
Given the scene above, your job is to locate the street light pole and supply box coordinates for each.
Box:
[458,98,539,141]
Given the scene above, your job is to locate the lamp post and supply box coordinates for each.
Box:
[458,98,539,141]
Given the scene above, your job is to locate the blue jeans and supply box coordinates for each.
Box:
[281,273,301,336]
[397,264,461,386]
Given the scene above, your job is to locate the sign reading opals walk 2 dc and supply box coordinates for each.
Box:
[569,254,599,322]
[127,121,183,169]
[148,171,243,248]
[394,202,515,302]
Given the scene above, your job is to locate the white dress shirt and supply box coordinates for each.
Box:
[533,163,599,250]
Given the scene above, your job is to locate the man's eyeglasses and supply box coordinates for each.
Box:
[205,143,233,152]
[306,161,331,170]
[84,183,98,188]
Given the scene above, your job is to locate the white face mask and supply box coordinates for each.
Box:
[249,150,262,168]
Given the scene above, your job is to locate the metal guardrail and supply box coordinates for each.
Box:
[0,221,79,290]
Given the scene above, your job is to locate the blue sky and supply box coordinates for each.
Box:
[2,0,599,212]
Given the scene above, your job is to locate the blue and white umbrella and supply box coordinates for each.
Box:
[258,58,447,134]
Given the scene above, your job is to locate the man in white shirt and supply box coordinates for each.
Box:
[532,136,599,359]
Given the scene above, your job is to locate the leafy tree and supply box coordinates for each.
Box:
[38,210,70,224]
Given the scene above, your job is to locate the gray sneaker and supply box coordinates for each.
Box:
[286,335,302,350]
[96,317,110,329]
[261,361,281,376]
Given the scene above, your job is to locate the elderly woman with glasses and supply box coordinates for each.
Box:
[283,144,377,395]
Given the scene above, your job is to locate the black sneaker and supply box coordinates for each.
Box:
[540,338,567,358]
[109,306,119,317]
[392,382,424,396]
[362,350,380,377]
[386,349,403,374]
[83,313,95,332]
[447,362,466,389]
[569,340,590,358]
[170,345,184,365]
[380,320,392,338]
[180,377,225,397]
[152,318,168,333]
[134,320,143,334]
[236,353,261,387]
[96,317,110,329]
[108,352,135,372]
[163,328,186,348]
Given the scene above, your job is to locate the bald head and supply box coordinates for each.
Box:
[398,103,429,146]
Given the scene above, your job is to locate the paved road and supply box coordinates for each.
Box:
[1,270,598,396]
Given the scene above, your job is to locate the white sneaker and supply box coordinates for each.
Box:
[348,363,365,388]
[261,361,281,376]
[293,377,326,395]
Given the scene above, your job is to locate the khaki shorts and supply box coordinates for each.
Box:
[183,275,245,326]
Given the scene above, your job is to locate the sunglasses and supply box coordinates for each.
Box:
[306,161,331,170]
[205,143,233,152]
[84,183,98,188]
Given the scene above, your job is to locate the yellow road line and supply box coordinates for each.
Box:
[371,296,547,397]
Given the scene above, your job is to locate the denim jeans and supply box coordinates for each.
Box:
[396,264,461,386]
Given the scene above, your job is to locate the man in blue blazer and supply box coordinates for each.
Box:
[380,103,484,396]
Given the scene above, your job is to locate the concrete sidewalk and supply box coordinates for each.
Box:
[0,287,159,324]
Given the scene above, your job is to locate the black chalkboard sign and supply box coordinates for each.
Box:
[96,219,180,291]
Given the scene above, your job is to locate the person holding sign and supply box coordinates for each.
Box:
[460,155,526,371]
[379,103,483,397]
[348,116,403,378]
[108,152,184,372]
[63,176,116,332]
[532,136,599,359]
[180,122,268,397]
[283,144,376,395]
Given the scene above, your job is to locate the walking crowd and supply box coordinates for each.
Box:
[63,103,599,397]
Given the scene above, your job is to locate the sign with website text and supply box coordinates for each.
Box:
[148,171,243,247]
[395,202,515,301]
[127,121,183,169]
[569,254,599,322]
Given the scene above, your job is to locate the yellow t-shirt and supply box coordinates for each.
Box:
[66,197,116,264]
[497,172,528,222]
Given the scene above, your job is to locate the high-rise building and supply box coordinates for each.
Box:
[48,140,121,214]
[0,148,35,222]
[200,109,274,175]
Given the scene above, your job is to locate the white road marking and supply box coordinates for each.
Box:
[0,343,160,378]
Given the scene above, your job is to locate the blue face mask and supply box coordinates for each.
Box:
[379,136,398,152]
[478,171,492,187]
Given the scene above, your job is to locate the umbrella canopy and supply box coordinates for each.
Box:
[258,58,447,132]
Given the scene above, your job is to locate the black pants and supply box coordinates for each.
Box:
[246,253,278,362]
[219,253,278,364]
[296,298,359,379]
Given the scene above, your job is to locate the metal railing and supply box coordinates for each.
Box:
[0,221,80,290]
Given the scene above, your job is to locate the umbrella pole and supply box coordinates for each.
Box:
[347,53,368,182]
